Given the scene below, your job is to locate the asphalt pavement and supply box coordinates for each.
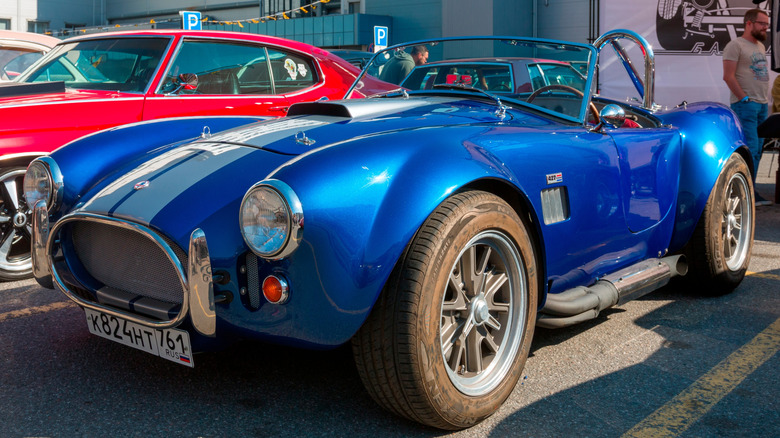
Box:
[0,152,777,437]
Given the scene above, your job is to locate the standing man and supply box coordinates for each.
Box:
[723,8,771,205]
[379,45,429,85]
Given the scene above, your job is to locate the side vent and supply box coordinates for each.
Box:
[541,186,570,225]
[245,253,261,309]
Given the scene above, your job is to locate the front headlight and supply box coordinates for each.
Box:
[24,157,61,210]
[240,180,303,259]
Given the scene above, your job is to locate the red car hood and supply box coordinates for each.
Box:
[0,88,133,108]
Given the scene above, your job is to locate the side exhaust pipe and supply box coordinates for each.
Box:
[537,255,687,329]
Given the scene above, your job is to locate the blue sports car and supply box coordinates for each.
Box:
[25,30,754,429]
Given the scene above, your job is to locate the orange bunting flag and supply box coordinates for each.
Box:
[150,19,155,23]
[238,21,244,27]
[301,6,309,13]
[283,13,290,19]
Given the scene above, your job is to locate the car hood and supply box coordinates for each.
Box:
[0,85,134,107]
[210,96,522,155]
[75,95,543,250]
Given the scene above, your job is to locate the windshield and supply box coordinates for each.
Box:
[347,37,595,122]
[18,37,170,93]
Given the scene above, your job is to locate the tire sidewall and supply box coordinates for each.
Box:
[413,193,538,427]
[703,154,754,283]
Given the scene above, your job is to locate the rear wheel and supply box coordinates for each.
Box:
[352,191,538,429]
[686,154,754,295]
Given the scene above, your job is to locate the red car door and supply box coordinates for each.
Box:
[141,39,330,119]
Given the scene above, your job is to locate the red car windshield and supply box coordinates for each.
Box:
[20,37,169,93]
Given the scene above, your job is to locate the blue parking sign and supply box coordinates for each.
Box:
[374,26,388,49]
[181,11,202,30]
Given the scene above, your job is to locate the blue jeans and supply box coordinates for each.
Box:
[731,100,768,181]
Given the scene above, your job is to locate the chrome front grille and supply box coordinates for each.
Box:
[70,221,187,305]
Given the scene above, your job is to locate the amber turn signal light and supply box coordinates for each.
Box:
[262,274,289,304]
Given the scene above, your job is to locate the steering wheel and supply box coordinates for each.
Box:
[527,84,599,122]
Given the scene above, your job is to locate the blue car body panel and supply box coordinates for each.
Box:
[656,101,749,250]
[44,94,742,347]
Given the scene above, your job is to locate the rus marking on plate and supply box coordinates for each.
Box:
[546,173,563,184]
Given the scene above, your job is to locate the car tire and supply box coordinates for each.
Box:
[351,191,538,429]
[0,166,33,281]
[685,153,754,295]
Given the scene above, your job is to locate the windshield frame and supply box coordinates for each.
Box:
[344,35,597,124]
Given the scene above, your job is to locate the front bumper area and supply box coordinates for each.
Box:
[33,202,216,337]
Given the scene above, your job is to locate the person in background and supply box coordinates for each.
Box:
[379,45,429,85]
[722,8,771,206]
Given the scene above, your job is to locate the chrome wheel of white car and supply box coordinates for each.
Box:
[0,167,34,281]
[686,154,754,295]
[352,191,537,429]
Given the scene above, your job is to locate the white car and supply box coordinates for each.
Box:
[0,30,59,81]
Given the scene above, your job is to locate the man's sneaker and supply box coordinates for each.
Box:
[755,192,773,206]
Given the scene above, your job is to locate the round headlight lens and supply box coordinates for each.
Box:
[241,185,292,258]
[24,161,52,208]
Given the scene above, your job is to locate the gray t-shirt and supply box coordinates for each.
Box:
[723,37,769,104]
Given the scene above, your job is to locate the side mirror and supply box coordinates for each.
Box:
[599,104,626,128]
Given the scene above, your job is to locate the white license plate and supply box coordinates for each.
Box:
[85,308,194,368]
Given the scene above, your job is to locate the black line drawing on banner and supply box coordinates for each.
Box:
[656,0,770,53]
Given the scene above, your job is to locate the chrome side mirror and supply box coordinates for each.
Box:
[599,104,626,128]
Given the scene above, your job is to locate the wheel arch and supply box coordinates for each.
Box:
[659,102,748,251]
[455,178,548,307]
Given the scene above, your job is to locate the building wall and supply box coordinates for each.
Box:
[366,0,442,45]
[536,0,591,42]
[0,0,101,32]
[493,0,534,37]
[5,0,594,46]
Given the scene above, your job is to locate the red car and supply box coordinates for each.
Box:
[0,29,365,280]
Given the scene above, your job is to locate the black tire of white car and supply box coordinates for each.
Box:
[0,166,34,281]
[686,153,754,295]
[352,191,538,429]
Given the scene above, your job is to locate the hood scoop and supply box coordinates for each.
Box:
[0,81,65,98]
[287,98,431,120]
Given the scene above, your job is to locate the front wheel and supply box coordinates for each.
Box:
[685,154,754,295]
[0,167,33,281]
[352,191,538,429]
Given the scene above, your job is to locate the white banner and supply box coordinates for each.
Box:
[599,0,775,109]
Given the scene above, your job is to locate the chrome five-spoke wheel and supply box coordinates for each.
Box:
[440,230,527,396]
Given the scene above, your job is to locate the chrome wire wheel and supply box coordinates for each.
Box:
[440,230,527,396]
[721,172,751,271]
[0,167,33,280]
